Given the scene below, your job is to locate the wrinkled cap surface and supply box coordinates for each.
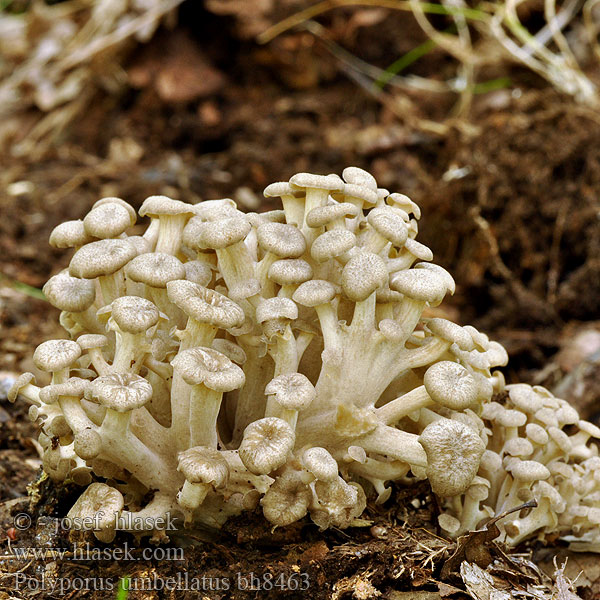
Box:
[257,222,307,258]
[293,279,337,307]
[171,347,245,392]
[43,271,96,312]
[184,260,213,287]
[184,216,251,250]
[177,446,229,486]
[302,447,338,482]
[268,259,313,285]
[67,483,124,540]
[239,417,295,475]
[166,280,245,329]
[87,373,153,412]
[367,207,409,246]
[34,339,82,372]
[74,428,102,460]
[111,296,160,333]
[93,197,137,223]
[311,230,356,262]
[49,220,95,248]
[419,418,485,496]
[342,252,387,301]
[69,238,137,279]
[265,373,316,410]
[261,471,312,526]
[84,203,134,239]
[126,253,186,288]
[423,361,479,410]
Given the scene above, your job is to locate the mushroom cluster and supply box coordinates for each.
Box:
[9,168,600,549]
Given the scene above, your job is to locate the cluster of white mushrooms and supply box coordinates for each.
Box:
[9,167,600,550]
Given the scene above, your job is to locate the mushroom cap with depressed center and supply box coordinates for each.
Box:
[77,334,108,351]
[69,238,137,279]
[184,260,213,287]
[185,216,251,250]
[257,222,307,258]
[419,418,485,497]
[367,207,409,247]
[171,347,245,392]
[239,417,295,475]
[43,271,96,312]
[93,197,137,224]
[177,446,229,487]
[342,166,377,190]
[390,269,449,304]
[34,339,82,372]
[507,459,551,483]
[84,203,134,239]
[7,373,35,403]
[67,483,124,542]
[126,253,186,288]
[387,193,421,219]
[256,297,298,324]
[265,373,316,411]
[342,252,387,302]
[268,259,313,286]
[166,280,245,329]
[425,319,474,351]
[293,279,337,307]
[305,203,359,228]
[311,230,356,263]
[211,338,246,364]
[87,373,153,412]
[302,447,338,482]
[74,428,102,460]
[261,471,312,526]
[423,361,479,410]
[40,377,89,404]
[139,195,195,218]
[289,172,344,191]
[49,220,95,248]
[110,296,160,334]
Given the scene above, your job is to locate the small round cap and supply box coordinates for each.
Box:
[293,279,337,307]
[34,339,82,372]
[311,230,356,262]
[342,252,387,301]
[43,271,96,312]
[265,373,316,411]
[423,361,479,410]
[239,417,295,475]
[268,259,313,285]
[87,373,153,412]
[302,447,338,482]
[49,220,95,248]
[110,296,160,333]
[177,446,229,487]
[126,253,186,288]
[139,195,195,218]
[257,222,307,258]
[84,203,134,239]
[69,238,137,279]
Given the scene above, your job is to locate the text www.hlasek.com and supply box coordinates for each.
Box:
[3,542,183,562]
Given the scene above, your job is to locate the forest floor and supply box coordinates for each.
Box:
[0,2,599,598]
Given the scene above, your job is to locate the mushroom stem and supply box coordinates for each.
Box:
[376,386,432,424]
[215,243,255,292]
[59,396,95,434]
[112,331,148,374]
[178,480,210,511]
[189,385,223,448]
[155,215,189,255]
[357,425,428,467]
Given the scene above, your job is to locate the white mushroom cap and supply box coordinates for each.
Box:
[49,220,95,248]
[192,198,238,220]
[423,361,479,410]
[239,417,295,475]
[84,202,135,239]
[342,167,377,190]
[339,183,378,205]
[289,172,344,191]
[367,207,409,246]
[211,338,247,365]
[414,263,456,295]
[261,470,312,526]
[7,373,35,403]
[126,253,186,288]
[387,193,421,219]
[263,182,297,197]
[110,296,160,333]
[184,260,213,287]
[69,238,137,279]
[390,269,450,304]
[302,447,338,482]
[171,347,245,392]
[507,385,544,413]
[177,446,229,487]
[184,216,251,250]
[507,459,551,483]
[77,334,108,351]
[34,339,82,372]
[311,230,356,262]
[292,280,337,307]
[403,239,433,261]
[87,373,153,412]
[525,423,549,445]
[265,373,316,411]
[268,259,313,285]
[93,197,137,224]
[305,203,359,228]
[342,252,388,302]
[257,222,307,258]
[139,195,195,218]
[166,280,245,329]
[39,377,88,404]
[419,418,485,496]
[74,428,102,460]
[256,297,298,324]
[43,271,96,312]
[425,319,474,351]
[504,438,534,457]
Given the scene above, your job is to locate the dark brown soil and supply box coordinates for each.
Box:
[1,2,599,598]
